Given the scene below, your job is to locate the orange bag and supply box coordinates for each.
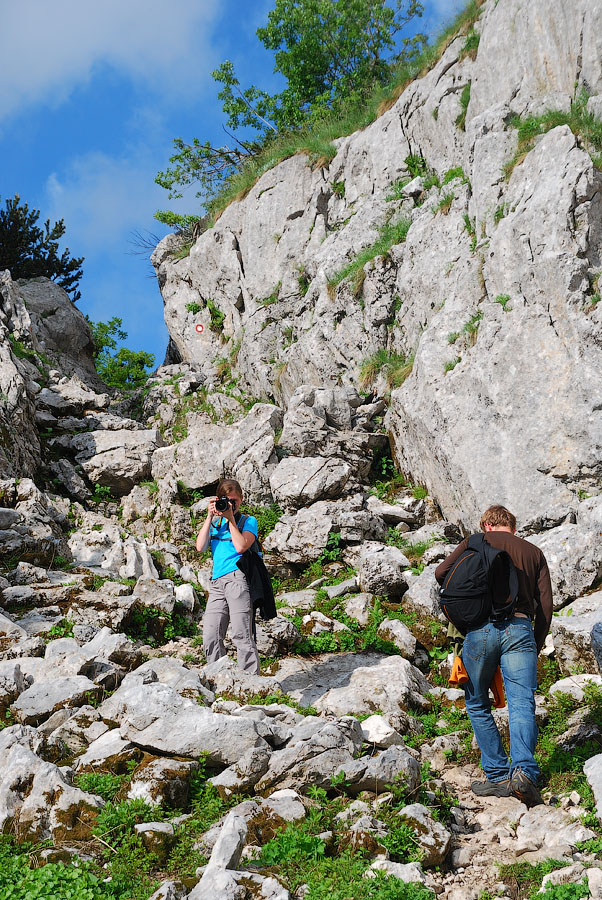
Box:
[490,665,505,708]
[449,655,469,687]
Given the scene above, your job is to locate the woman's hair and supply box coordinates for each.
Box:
[480,505,516,531]
[216,478,243,498]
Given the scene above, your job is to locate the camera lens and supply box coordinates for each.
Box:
[215,497,229,512]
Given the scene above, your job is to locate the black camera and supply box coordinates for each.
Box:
[215,497,234,512]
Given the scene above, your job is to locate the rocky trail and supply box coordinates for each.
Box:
[2,0,602,896]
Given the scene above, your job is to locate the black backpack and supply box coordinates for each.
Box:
[438,534,519,635]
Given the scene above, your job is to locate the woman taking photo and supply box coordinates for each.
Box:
[196,478,260,674]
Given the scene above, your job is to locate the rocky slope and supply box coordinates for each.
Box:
[0,0,602,898]
[153,0,602,534]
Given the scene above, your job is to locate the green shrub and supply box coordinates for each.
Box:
[259,827,326,866]
[405,154,427,178]
[93,799,162,851]
[493,202,508,223]
[497,860,571,900]
[494,293,511,310]
[259,284,281,306]
[124,604,197,646]
[186,301,202,314]
[243,503,283,540]
[206,298,225,333]
[8,334,38,364]
[463,309,483,342]
[463,213,477,251]
[46,619,75,641]
[386,177,410,201]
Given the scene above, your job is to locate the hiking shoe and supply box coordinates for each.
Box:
[471,778,511,797]
[510,768,543,806]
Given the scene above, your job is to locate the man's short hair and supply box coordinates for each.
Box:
[216,478,243,498]
[480,505,517,531]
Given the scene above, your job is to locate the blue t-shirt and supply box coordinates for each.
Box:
[210,514,259,579]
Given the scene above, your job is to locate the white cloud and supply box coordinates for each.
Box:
[45,151,167,252]
[425,0,465,31]
[0,0,220,122]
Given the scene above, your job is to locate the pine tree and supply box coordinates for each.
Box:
[0,195,84,303]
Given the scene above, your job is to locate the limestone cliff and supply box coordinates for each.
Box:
[153,0,602,533]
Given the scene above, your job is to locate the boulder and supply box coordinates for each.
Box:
[101,680,268,764]
[54,428,163,495]
[377,618,417,658]
[10,675,102,726]
[584,754,602,825]
[128,758,199,808]
[271,653,431,720]
[269,456,353,509]
[530,524,602,609]
[359,544,410,597]
[265,497,386,565]
[0,743,103,842]
[396,803,452,866]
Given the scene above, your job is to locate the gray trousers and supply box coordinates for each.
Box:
[203,568,260,675]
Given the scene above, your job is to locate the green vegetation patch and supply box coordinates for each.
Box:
[0,838,122,900]
[505,91,602,180]
[455,82,471,130]
[359,349,414,391]
[124,603,197,647]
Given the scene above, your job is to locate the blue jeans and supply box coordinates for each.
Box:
[463,616,539,784]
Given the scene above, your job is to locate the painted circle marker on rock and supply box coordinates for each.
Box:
[195,323,204,334]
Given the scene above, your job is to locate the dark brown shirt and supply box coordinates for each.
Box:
[435,531,553,652]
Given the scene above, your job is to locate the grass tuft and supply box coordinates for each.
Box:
[359,349,415,391]
[504,91,602,180]
[328,218,411,296]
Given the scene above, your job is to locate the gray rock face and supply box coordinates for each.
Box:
[151,403,283,502]
[389,126,602,533]
[0,273,41,479]
[16,278,103,388]
[551,591,602,675]
[55,428,163,495]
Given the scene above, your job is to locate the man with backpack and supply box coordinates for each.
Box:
[435,505,553,806]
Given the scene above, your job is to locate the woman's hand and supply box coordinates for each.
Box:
[222,502,236,524]
[206,498,217,519]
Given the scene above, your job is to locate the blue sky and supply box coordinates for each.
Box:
[2,0,462,367]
